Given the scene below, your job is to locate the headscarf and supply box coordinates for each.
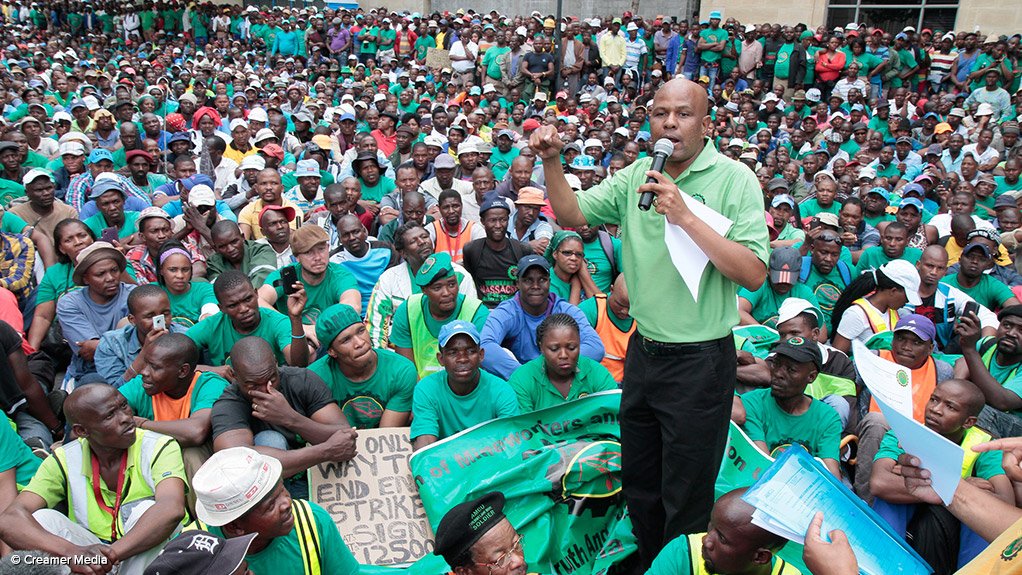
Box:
[544,231,583,266]
[164,112,186,132]
[192,106,222,128]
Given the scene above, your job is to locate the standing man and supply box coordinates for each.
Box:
[530,78,769,568]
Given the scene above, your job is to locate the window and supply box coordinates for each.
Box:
[826,0,959,32]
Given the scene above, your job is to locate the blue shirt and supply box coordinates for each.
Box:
[480,293,605,379]
[57,284,135,379]
[78,196,149,220]
[94,323,186,386]
[334,247,394,315]
[162,198,238,222]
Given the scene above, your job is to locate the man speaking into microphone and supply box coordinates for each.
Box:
[530,78,770,569]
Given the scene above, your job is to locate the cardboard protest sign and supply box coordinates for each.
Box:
[311,427,433,566]
[425,47,451,69]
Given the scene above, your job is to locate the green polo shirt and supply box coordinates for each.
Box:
[308,348,416,429]
[164,282,217,328]
[508,356,617,412]
[576,139,770,342]
[941,275,1016,312]
[186,308,293,366]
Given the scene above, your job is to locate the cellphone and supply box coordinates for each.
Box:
[151,315,166,331]
[101,226,118,243]
[962,301,980,320]
[281,266,299,296]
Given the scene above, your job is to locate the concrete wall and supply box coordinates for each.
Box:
[381,0,697,20]
[697,0,828,28]
[955,0,1022,36]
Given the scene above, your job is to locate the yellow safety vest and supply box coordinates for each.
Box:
[961,426,992,478]
[406,293,482,379]
[852,297,899,335]
[684,534,801,574]
[186,499,322,575]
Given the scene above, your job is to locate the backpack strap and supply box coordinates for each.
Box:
[598,230,619,283]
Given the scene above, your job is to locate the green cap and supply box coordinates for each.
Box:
[414,252,455,288]
[315,304,363,348]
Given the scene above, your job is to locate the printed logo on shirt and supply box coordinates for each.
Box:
[1001,535,1022,562]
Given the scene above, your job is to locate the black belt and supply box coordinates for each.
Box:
[634,332,732,357]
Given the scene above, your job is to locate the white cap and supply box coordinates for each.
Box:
[976,103,995,117]
[878,260,922,306]
[52,111,73,123]
[805,88,822,102]
[373,93,387,103]
[777,297,823,326]
[229,118,248,132]
[189,185,216,207]
[82,95,101,111]
[192,447,283,527]
[424,134,446,147]
[22,168,53,186]
[763,93,779,102]
[248,107,269,123]
[253,128,277,143]
[456,142,476,156]
[565,173,582,191]
[857,167,877,180]
[295,159,321,178]
[728,137,745,148]
[745,24,756,33]
[239,155,266,171]
[483,84,496,94]
[59,141,86,156]
[626,22,638,31]
[583,138,603,150]
[613,126,630,137]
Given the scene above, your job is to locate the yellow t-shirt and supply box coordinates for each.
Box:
[956,516,1022,574]
[237,198,304,240]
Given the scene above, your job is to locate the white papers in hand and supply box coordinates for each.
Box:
[663,193,734,302]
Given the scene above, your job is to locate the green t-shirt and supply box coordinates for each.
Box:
[508,356,617,413]
[648,532,798,575]
[775,224,806,243]
[378,28,396,49]
[0,179,25,207]
[308,348,416,429]
[119,371,229,420]
[741,388,842,460]
[37,262,78,304]
[414,35,436,60]
[163,282,217,329]
[264,263,358,325]
[83,211,140,240]
[738,282,820,328]
[801,263,851,332]
[581,235,622,295]
[862,212,895,228]
[576,140,770,342]
[972,335,1022,416]
[875,428,1003,479]
[482,45,510,80]
[359,176,395,203]
[996,177,1022,197]
[698,28,729,64]
[409,369,520,440]
[855,245,922,274]
[360,25,380,53]
[941,275,1015,312]
[799,198,842,219]
[488,147,520,182]
[848,52,882,77]
[206,501,359,575]
[186,308,292,366]
[0,415,41,487]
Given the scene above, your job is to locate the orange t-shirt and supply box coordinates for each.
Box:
[868,350,937,423]
[151,372,198,422]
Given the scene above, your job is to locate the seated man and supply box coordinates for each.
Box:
[480,255,604,380]
[81,177,141,242]
[432,492,528,575]
[365,222,475,348]
[738,247,821,328]
[191,447,359,575]
[647,488,800,575]
[411,321,519,450]
[392,252,489,379]
[329,213,398,313]
[855,221,923,272]
[95,284,184,386]
[206,220,278,289]
[943,233,1020,311]
[0,385,187,574]
[741,336,842,476]
[578,274,635,383]
[870,379,1013,572]
[955,305,1022,438]
[853,314,954,502]
[462,196,530,308]
[426,189,485,264]
[309,304,416,429]
[187,270,309,371]
[737,298,857,428]
[210,337,356,499]
[119,333,229,451]
[259,225,361,347]
[57,241,136,385]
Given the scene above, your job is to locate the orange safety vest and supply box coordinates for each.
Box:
[869,350,937,423]
[594,294,635,382]
[432,220,475,264]
[853,297,899,336]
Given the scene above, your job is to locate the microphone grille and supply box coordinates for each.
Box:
[653,138,675,156]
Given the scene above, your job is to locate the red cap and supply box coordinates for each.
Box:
[259,144,285,160]
[522,119,541,131]
[258,204,297,223]
[556,91,568,99]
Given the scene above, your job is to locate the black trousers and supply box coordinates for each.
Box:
[620,332,736,570]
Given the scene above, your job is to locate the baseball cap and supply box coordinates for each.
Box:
[315,304,363,348]
[192,447,283,526]
[253,128,277,144]
[189,185,217,208]
[893,314,936,342]
[858,167,877,181]
[517,254,551,277]
[866,187,890,201]
[294,159,321,178]
[136,206,172,229]
[22,168,53,186]
[414,252,456,287]
[258,204,297,224]
[59,141,86,157]
[816,213,840,228]
[434,154,456,170]
[901,183,925,197]
[770,194,795,208]
[88,178,124,199]
[776,298,824,327]
[479,195,511,215]
[771,336,823,368]
[438,320,481,348]
[899,197,924,212]
[879,259,922,306]
[87,148,114,165]
[769,247,801,284]
[963,241,995,259]
[144,531,257,575]
[229,118,248,132]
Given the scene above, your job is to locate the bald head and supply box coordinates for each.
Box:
[65,384,122,427]
[938,379,986,417]
[921,245,949,264]
[714,488,787,550]
[149,333,200,371]
[652,78,710,119]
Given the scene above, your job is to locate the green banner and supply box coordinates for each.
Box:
[408,390,635,575]
[715,421,775,498]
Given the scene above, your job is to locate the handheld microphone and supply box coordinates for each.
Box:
[638,138,677,211]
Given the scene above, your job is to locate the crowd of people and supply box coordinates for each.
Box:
[0,1,1019,574]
